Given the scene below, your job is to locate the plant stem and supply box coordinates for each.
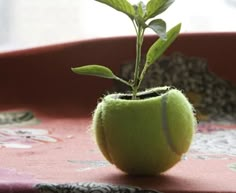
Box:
[114,76,132,87]
[137,63,148,89]
[132,26,144,99]
[132,20,138,35]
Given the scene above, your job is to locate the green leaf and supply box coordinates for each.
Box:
[148,19,167,40]
[71,65,117,79]
[134,16,147,29]
[145,23,181,66]
[133,1,146,18]
[144,0,175,20]
[133,2,147,28]
[95,0,135,19]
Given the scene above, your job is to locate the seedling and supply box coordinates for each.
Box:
[72,0,181,99]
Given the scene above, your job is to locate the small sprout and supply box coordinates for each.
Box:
[72,0,181,99]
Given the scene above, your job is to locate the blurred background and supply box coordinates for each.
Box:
[0,0,236,51]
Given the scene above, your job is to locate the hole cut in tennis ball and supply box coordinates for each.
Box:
[116,87,171,100]
[92,86,196,175]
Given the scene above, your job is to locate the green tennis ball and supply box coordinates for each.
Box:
[92,86,196,175]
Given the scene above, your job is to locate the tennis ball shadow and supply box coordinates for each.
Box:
[98,171,187,190]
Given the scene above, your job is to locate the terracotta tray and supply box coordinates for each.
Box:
[0,33,236,193]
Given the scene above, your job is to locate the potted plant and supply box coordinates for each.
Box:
[72,0,196,175]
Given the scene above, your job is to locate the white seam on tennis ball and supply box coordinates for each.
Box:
[161,92,182,156]
[100,101,115,164]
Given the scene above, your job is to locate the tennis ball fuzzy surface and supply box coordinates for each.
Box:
[92,86,196,175]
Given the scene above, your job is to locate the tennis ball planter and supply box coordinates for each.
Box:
[71,0,197,175]
[92,87,196,175]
